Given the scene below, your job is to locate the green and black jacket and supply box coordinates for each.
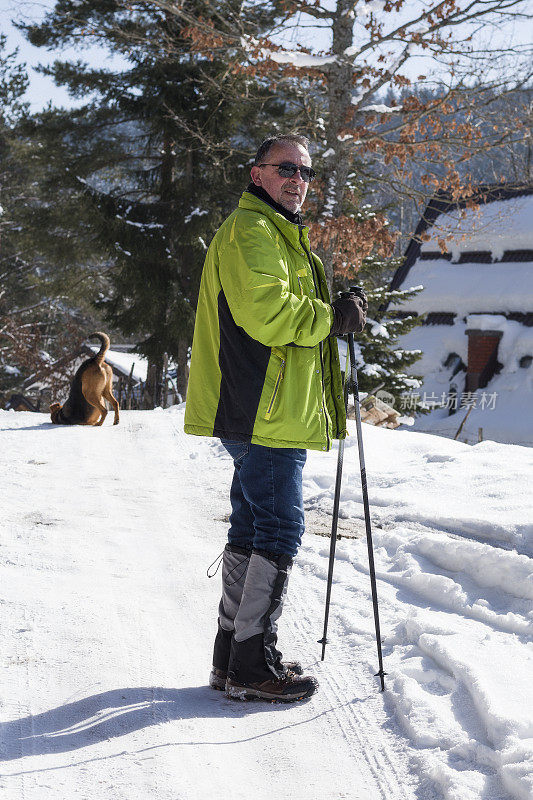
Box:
[184,189,346,451]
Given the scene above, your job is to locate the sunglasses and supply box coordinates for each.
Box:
[258,162,316,182]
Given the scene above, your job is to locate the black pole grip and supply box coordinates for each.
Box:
[339,285,366,302]
[350,285,367,304]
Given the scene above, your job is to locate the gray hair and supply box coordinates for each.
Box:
[254,134,311,165]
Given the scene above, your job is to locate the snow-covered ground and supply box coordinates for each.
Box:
[1,406,532,800]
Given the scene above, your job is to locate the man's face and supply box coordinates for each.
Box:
[250,142,311,213]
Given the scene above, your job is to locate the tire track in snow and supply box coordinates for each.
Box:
[285,563,417,800]
[198,431,418,799]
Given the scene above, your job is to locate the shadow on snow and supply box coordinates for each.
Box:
[0,684,344,767]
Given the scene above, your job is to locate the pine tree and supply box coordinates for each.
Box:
[0,35,31,400]
[348,277,425,406]
[0,38,89,403]
[20,1,282,401]
[314,170,424,412]
[0,35,30,319]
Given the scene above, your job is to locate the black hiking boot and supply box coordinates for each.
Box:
[226,672,318,702]
[210,658,304,691]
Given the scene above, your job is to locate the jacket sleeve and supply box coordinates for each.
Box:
[218,216,333,348]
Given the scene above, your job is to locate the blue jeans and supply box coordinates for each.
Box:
[220,440,307,558]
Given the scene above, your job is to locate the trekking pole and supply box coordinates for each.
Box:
[347,285,387,692]
[318,342,350,661]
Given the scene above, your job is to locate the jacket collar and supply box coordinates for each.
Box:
[238,185,310,253]
[244,182,303,225]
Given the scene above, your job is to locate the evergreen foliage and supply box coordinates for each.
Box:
[320,174,425,412]
[0,38,90,403]
[20,0,284,400]
[334,258,426,407]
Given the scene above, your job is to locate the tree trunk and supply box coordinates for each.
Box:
[176,339,189,401]
[162,352,169,407]
[161,134,174,203]
[145,361,164,408]
[316,0,356,294]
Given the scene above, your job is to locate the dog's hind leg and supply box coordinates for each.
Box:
[81,365,110,425]
[103,379,120,425]
[84,391,108,425]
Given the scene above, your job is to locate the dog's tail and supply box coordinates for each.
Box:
[88,332,110,366]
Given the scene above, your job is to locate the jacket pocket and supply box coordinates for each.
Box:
[264,347,286,420]
[296,268,307,296]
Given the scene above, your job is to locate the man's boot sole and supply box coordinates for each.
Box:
[225,679,317,703]
[210,662,303,692]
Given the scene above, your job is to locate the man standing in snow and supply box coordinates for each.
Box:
[184,134,367,701]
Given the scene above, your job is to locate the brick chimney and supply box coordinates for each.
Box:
[465,328,503,392]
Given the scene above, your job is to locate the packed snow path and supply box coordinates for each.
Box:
[1,407,532,800]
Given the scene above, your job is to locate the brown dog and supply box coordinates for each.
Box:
[50,332,120,426]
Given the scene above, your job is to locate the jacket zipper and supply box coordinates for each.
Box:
[264,358,286,420]
[299,226,330,450]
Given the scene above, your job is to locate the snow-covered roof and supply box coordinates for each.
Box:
[396,261,533,316]
[420,193,533,260]
[397,319,533,446]
[389,185,533,308]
